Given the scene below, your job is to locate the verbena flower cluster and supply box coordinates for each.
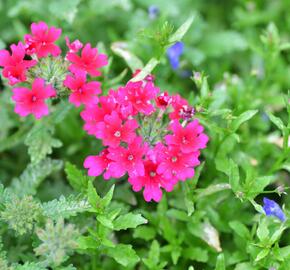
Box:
[0,22,208,202]
[83,73,209,202]
[0,21,107,118]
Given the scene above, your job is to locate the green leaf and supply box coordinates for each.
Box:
[215,254,225,270]
[25,124,62,164]
[65,162,91,193]
[184,247,208,262]
[49,0,81,24]
[267,112,285,131]
[111,42,143,72]
[257,219,269,242]
[105,244,139,267]
[101,185,115,208]
[97,215,114,229]
[169,15,195,43]
[113,213,147,231]
[229,221,250,239]
[42,195,91,220]
[130,58,159,82]
[228,160,240,192]
[255,249,270,262]
[10,159,63,197]
[87,181,102,212]
[231,110,258,132]
[133,226,156,241]
[77,235,101,250]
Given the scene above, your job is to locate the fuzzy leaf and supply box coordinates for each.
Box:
[169,15,194,43]
[10,159,63,197]
[230,110,258,132]
[25,125,62,164]
[42,195,91,220]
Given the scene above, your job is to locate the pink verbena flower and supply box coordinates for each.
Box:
[117,81,159,115]
[63,70,101,107]
[157,145,201,181]
[67,43,108,76]
[169,94,190,120]
[0,42,37,85]
[95,111,138,147]
[80,96,117,136]
[24,21,62,58]
[84,149,113,179]
[106,137,147,178]
[165,120,209,153]
[12,78,56,119]
[128,160,176,202]
[65,37,83,54]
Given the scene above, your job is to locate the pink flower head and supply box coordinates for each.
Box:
[95,111,138,148]
[24,21,62,58]
[65,37,83,54]
[156,91,172,109]
[132,69,155,82]
[106,137,147,178]
[169,94,190,120]
[84,149,113,179]
[67,43,108,76]
[165,120,209,153]
[117,81,159,115]
[12,78,56,119]
[128,160,175,202]
[80,96,117,136]
[0,42,37,85]
[64,70,101,107]
[157,145,200,181]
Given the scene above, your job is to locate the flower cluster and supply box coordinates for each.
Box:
[83,74,208,202]
[0,21,107,119]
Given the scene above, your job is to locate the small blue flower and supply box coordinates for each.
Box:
[148,5,159,20]
[263,197,286,222]
[167,42,184,70]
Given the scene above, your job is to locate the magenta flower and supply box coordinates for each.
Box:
[64,71,101,107]
[117,81,159,115]
[106,137,147,178]
[169,94,190,120]
[67,43,108,76]
[165,120,209,153]
[65,36,83,54]
[24,21,62,58]
[12,78,56,119]
[84,149,113,180]
[128,160,175,202]
[0,42,37,85]
[95,111,138,148]
[157,145,200,181]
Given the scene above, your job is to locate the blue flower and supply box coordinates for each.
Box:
[167,42,184,70]
[148,6,159,20]
[263,197,286,222]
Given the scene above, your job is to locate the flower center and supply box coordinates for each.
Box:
[182,136,188,144]
[150,171,156,177]
[171,156,178,163]
[31,95,37,102]
[114,131,121,137]
[128,154,134,161]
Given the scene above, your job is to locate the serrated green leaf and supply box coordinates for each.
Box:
[65,162,91,192]
[113,213,147,231]
[255,249,270,262]
[10,159,63,197]
[101,185,115,208]
[228,160,240,192]
[87,181,102,211]
[105,244,139,267]
[133,226,156,241]
[42,195,91,220]
[25,125,62,164]
[97,214,114,229]
[257,219,269,242]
